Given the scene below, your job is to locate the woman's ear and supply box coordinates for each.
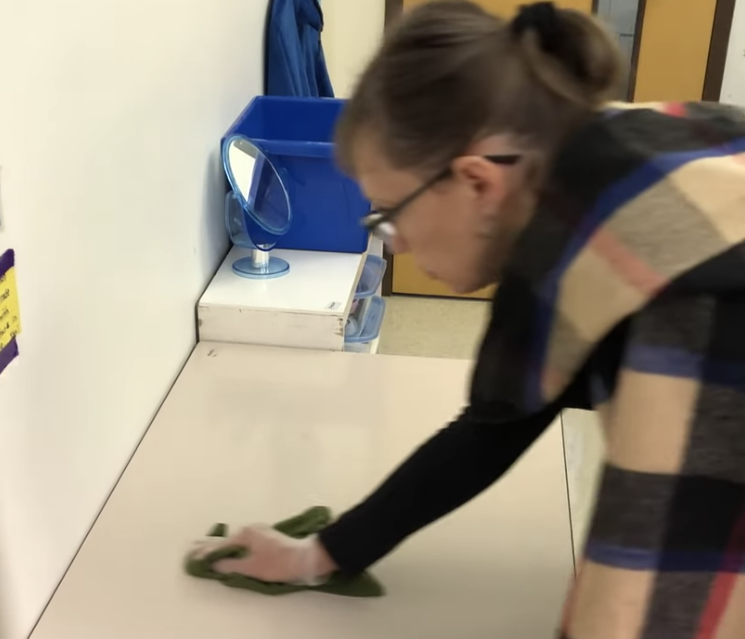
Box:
[451,156,508,209]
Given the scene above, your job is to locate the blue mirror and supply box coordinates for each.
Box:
[222,134,292,279]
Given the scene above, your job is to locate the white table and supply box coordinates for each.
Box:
[31,343,574,639]
[561,409,605,557]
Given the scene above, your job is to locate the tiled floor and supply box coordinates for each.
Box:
[378,296,490,359]
[378,295,606,560]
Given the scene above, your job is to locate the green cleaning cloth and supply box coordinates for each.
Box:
[185,506,385,598]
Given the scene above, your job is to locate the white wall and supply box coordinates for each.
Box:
[323,0,386,98]
[721,0,745,106]
[0,2,268,637]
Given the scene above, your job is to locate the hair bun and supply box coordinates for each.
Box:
[511,2,561,46]
[510,2,591,82]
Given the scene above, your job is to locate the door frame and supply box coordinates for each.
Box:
[379,0,736,296]
[703,0,737,101]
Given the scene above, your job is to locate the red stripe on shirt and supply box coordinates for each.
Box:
[696,504,745,639]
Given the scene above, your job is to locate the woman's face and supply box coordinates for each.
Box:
[354,136,531,294]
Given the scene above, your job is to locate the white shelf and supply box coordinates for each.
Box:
[200,246,365,314]
[198,246,366,351]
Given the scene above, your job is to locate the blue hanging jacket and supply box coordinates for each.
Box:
[265,0,334,98]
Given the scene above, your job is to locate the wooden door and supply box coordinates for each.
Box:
[633,0,719,102]
[393,0,593,298]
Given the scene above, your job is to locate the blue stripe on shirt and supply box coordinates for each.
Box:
[586,541,745,573]
[625,344,745,390]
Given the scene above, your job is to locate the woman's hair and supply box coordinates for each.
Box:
[336,1,622,174]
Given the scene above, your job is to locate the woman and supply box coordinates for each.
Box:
[195,2,745,636]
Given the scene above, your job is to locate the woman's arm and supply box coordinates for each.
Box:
[318,400,563,575]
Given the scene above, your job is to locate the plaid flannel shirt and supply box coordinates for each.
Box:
[472,101,745,638]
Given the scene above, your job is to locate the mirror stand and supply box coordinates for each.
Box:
[231,246,291,280]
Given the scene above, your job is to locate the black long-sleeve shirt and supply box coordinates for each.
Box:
[318,398,569,574]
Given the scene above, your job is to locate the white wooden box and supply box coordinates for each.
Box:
[198,246,367,351]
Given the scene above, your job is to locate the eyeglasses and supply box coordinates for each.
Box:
[361,154,521,247]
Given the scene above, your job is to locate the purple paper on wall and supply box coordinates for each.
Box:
[0,249,19,376]
[0,248,12,278]
[0,336,18,376]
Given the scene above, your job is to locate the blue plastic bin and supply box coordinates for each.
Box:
[355,255,387,298]
[346,296,386,344]
[223,96,370,254]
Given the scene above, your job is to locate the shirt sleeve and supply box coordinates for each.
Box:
[318,399,563,575]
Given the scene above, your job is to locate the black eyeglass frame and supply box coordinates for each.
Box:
[361,154,521,241]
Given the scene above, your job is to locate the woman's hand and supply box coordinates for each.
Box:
[190,525,338,585]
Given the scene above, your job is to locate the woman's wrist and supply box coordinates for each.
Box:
[314,537,339,576]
